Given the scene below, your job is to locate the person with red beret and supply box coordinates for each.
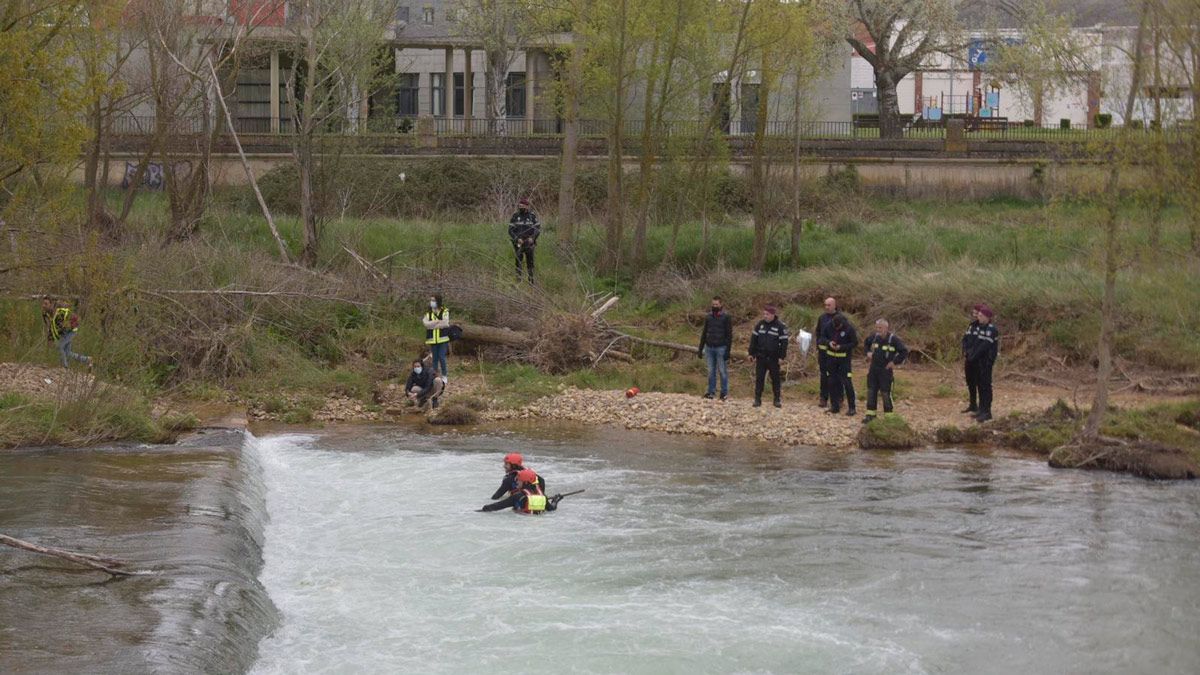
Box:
[963,304,1000,422]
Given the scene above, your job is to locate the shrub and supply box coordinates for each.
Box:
[1094,113,1113,129]
[858,415,922,449]
[428,402,479,425]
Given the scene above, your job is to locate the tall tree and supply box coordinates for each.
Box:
[843,0,967,138]
[453,0,543,133]
[280,0,401,266]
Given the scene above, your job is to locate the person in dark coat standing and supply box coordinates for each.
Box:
[826,314,859,416]
[964,304,1000,422]
[508,198,540,282]
[748,305,789,408]
[862,318,908,423]
[813,297,839,407]
[697,296,733,400]
[961,304,984,414]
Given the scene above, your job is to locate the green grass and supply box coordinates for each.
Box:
[0,389,183,449]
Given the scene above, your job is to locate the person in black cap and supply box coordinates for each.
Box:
[508,198,540,282]
[964,304,1000,422]
[749,304,788,408]
[961,304,985,414]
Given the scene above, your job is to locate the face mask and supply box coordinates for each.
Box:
[429,301,437,309]
[711,307,721,315]
[413,367,423,374]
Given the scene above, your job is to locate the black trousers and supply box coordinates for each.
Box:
[976,359,995,414]
[754,356,782,402]
[828,355,856,411]
[866,368,894,414]
[965,359,979,408]
[817,348,830,402]
[514,244,535,281]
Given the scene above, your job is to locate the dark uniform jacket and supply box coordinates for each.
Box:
[508,211,540,247]
[749,318,789,360]
[864,332,909,370]
[491,469,546,500]
[827,320,858,357]
[698,310,733,352]
[815,312,839,350]
[965,323,1000,364]
[962,320,981,358]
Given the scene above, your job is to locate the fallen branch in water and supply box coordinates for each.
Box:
[0,533,148,577]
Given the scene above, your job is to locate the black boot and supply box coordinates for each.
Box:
[753,398,762,408]
[962,404,978,413]
[818,398,828,408]
[773,398,781,408]
[846,408,857,417]
[974,411,992,423]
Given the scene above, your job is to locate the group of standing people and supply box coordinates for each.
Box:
[697,295,998,423]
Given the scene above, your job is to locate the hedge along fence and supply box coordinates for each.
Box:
[248,156,795,223]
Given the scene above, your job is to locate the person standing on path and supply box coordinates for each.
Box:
[826,314,859,416]
[423,294,451,383]
[964,304,1000,423]
[749,305,789,408]
[862,319,908,423]
[814,297,840,408]
[961,305,984,414]
[41,296,92,370]
[697,296,733,401]
[508,198,540,283]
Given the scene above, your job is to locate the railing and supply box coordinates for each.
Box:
[108,114,1195,143]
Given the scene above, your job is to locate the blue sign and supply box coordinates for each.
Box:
[969,38,1021,70]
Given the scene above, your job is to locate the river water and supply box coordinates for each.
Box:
[3,423,1199,674]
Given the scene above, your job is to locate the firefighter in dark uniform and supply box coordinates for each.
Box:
[748,304,789,408]
[826,314,858,416]
[961,304,984,414]
[813,297,839,408]
[964,304,1000,422]
[862,318,908,423]
[508,198,540,283]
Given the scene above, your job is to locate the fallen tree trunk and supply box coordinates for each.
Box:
[611,331,697,355]
[458,323,530,348]
[0,533,146,577]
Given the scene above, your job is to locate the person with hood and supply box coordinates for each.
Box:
[697,296,733,400]
[826,314,859,416]
[508,198,540,282]
[748,305,789,408]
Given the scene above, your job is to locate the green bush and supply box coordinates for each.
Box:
[1094,113,1113,129]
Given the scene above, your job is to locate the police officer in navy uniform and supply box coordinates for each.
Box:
[862,318,908,423]
[826,314,858,416]
[749,304,789,408]
[961,304,984,414]
[508,198,540,283]
[964,304,1000,422]
[813,297,840,408]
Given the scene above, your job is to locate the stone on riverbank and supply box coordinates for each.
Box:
[857,415,922,450]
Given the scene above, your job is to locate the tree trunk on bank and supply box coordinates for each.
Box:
[557,44,582,247]
[876,71,903,139]
[1082,4,1149,439]
[750,65,772,272]
[600,0,628,274]
[298,28,321,268]
[789,78,803,266]
[632,38,661,270]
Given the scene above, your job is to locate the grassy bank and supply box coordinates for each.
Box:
[2,188,1198,454]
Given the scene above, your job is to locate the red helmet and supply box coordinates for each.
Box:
[516,468,538,484]
[504,452,523,466]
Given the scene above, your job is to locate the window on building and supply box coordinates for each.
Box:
[505,72,526,118]
[236,65,274,133]
[422,6,433,24]
[739,83,760,134]
[397,73,419,117]
[431,73,445,116]
[453,73,465,116]
[396,6,409,22]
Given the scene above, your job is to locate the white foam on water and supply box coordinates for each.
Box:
[250,430,1200,675]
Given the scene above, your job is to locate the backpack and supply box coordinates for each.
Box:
[447,324,464,342]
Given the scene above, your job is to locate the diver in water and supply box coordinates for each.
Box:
[480,468,560,513]
[491,452,545,499]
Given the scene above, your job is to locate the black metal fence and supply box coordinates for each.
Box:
[107,114,1194,143]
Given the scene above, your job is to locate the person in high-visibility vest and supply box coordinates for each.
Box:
[40,296,93,370]
[422,294,450,383]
